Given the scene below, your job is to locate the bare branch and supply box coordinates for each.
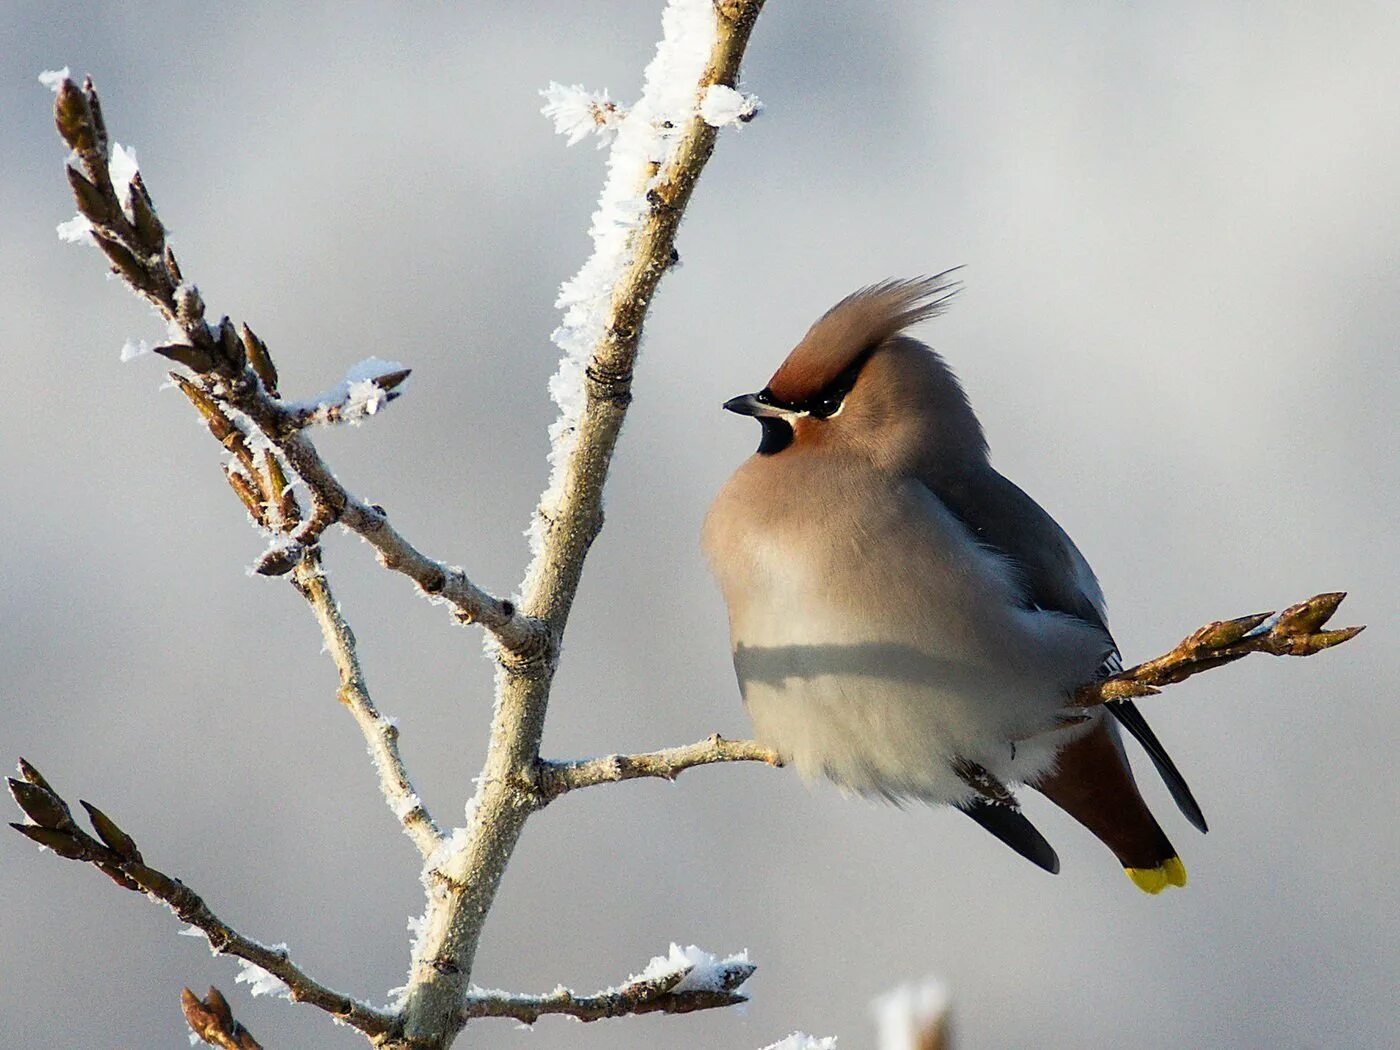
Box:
[49,74,544,655]
[538,734,782,800]
[292,554,443,857]
[460,950,755,1025]
[182,986,264,1050]
[6,764,393,1039]
[1075,591,1364,707]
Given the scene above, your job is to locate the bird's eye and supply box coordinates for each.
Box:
[755,389,773,405]
[813,396,841,418]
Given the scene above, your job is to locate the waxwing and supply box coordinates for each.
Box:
[701,275,1205,893]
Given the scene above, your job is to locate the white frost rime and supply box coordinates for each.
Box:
[529,0,720,579]
[700,84,762,126]
[234,952,292,999]
[39,67,70,92]
[540,82,623,147]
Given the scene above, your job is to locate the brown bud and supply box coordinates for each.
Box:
[155,343,217,374]
[176,284,206,329]
[65,165,114,225]
[254,543,305,577]
[225,467,266,522]
[7,779,73,830]
[54,80,91,151]
[239,324,278,394]
[96,862,142,892]
[164,245,184,285]
[92,229,151,292]
[9,822,87,859]
[372,368,412,392]
[16,758,57,795]
[126,172,164,250]
[1276,592,1347,636]
[80,800,142,862]
[1187,611,1273,650]
[215,317,244,372]
[83,77,109,155]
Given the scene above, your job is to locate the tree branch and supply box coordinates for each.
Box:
[393,4,769,1046]
[293,554,443,857]
[1074,591,1363,707]
[538,734,782,801]
[459,947,755,1025]
[6,763,392,1038]
[48,74,543,655]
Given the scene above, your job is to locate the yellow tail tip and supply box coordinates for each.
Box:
[1125,856,1188,894]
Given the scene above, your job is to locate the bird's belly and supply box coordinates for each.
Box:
[731,587,1085,806]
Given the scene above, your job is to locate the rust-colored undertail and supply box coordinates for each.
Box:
[1033,719,1187,894]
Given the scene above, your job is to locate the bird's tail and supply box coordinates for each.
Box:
[1033,718,1188,895]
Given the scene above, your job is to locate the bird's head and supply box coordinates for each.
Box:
[723,272,986,469]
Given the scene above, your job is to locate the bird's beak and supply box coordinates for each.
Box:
[722,392,786,418]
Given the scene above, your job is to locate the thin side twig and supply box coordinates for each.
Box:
[460,951,755,1025]
[293,553,443,857]
[538,734,782,801]
[6,763,392,1038]
[1074,591,1363,707]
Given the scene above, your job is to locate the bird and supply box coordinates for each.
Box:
[701,274,1206,893]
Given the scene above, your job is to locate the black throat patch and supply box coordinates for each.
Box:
[756,416,794,455]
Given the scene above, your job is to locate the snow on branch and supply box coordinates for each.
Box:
[761,1036,839,1050]
[5,762,393,1038]
[1073,591,1363,707]
[460,944,755,1025]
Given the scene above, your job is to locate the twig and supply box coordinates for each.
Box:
[182,986,264,1050]
[460,950,755,1024]
[293,554,443,857]
[6,762,392,1038]
[49,75,543,655]
[538,734,782,801]
[1074,591,1363,707]
[392,4,769,1046]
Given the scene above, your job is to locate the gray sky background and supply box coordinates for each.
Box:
[2,3,1396,1048]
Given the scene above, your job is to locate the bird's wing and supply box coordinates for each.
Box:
[957,798,1060,874]
[929,466,1206,832]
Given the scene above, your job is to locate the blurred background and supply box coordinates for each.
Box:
[1,2,1396,1047]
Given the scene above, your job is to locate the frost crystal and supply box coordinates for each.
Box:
[528,0,719,585]
[234,953,292,999]
[760,1035,838,1050]
[39,67,70,92]
[110,143,140,196]
[540,82,622,147]
[56,214,95,245]
[120,338,152,362]
[700,84,762,127]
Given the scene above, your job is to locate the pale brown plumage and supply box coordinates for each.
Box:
[703,275,1204,891]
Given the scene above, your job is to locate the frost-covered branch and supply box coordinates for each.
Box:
[293,555,443,857]
[1074,591,1363,708]
[460,944,754,1024]
[46,73,542,654]
[392,3,768,1046]
[182,986,264,1050]
[6,762,392,1038]
[539,734,781,800]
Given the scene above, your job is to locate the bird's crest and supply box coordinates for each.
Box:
[767,272,961,404]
